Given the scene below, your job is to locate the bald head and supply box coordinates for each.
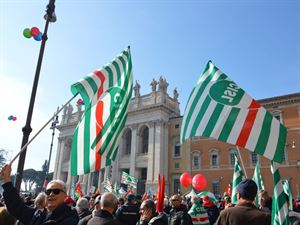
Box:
[100,192,118,213]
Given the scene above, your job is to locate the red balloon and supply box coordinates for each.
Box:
[180,172,192,187]
[192,174,207,191]
[31,27,40,37]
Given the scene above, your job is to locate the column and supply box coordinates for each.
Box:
[146,121,155,187]
[56,137,67,180]
[186,138,191,173]
[154,120,164,182]
[53,136,64,179]
[130,124,138,176]
[162,121,169,192]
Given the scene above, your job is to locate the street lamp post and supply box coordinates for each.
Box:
[43,111,59,189]
[15,0,56,193]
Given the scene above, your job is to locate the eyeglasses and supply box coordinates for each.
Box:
[45,188,66,196]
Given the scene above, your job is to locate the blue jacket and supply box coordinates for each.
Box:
[2,182,79,225]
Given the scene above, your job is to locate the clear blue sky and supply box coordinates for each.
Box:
[0,0,299,173]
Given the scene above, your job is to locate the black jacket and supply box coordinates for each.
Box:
[115,202,140,225]
[87,210,121,225]
[136,213,168,225]
[168,205,192,225]
[2,182,79,225]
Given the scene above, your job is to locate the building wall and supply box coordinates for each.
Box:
[54,87,300,197]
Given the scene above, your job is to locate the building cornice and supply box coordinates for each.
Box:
[258,93,300,108]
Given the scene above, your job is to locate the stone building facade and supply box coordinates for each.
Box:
[53,81,300,197]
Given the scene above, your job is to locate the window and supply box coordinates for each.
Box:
[141,127,149,153]
[229,148,237,166]
[192,151,200,169]
[210,150,219,168]
[251,152,258,165]
[212,181,220,196]
[175,162,180,169]
[175,124,179,129]
[174,178,180,194]
[124,130,131,155]
[174,143,181,157]
[272,110,283,123]
[141,168,147,180]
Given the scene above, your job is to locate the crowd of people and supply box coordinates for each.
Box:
[1,164,300,225]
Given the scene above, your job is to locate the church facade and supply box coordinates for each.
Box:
[53,78,300,197]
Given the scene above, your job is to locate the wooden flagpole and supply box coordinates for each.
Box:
[236,146,248,178]
[10,95,77,165]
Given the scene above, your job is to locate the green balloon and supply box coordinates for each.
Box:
[23,28,32,38]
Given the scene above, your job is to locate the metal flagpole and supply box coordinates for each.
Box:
[14,0,57,192]
[10,95,77,166]
[236,146,248,178]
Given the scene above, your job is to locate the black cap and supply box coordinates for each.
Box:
[236,179,258,201]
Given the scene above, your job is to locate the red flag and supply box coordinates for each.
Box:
[142,191,148,201]
[75,181,84,197]
[125,189,134,198]
[156,174,165,213]
[225,183,231,195]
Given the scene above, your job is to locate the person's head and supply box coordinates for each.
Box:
[64,196,76,207]
[34,192,46,209]
[258,190,270,207]
[140,199,156,216]
[76,197,89,212]
[118,197,125,206]
[100,192,118,214]
[0,207,16,225]
[127,194,136,204]
[45,179,68,212]
[236,179,258,202]
[191,195,201,205]
[170,194,182,208]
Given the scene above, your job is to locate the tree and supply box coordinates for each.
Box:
[22,169,38,192]
[0,149,9,167]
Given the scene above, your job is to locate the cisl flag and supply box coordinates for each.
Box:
[181,61,287,163]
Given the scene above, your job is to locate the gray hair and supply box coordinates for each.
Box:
[76,198,89,211]
[34,192,46,208]
[47,180,67,192]
[100,192,118,208]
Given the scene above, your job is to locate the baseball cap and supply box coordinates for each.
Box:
[127,194,136,201]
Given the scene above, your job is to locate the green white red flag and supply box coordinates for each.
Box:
[271,161,289,225]
[231,154,244,204]
[180,61,287,163]
[70,48,133,175]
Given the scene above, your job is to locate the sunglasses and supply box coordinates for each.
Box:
[45,188,66,196]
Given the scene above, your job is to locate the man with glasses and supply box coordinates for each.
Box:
[169,194,193,225]
[0,164,79,225]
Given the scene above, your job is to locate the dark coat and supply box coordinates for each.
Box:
[168,204,193,225]
[115,202,140,225]
[214,202,271,225]
[136,213,168,225]
[2,182,79,225]
[203,201,220,225]
[87,210,121,225]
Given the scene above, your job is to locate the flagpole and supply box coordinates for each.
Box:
[236,146,248,178]
[10,95,77,165]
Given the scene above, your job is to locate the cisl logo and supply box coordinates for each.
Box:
[209,80,244,106]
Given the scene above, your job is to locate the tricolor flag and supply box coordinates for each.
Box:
[180,61,287,163]
[121,171,138,188]
[282,179,293,210]
[252,160,265,206]
[103,177,113,192]
[71,48,133,175]
[231,154,244,204]
[271,161,289,225]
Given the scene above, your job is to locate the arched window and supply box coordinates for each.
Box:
[124,130,132,155]
[210,149,219,168]
[174,143,181,158]
[228,148,237,166]
[141,126,149,154]
[192,151,200,169]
